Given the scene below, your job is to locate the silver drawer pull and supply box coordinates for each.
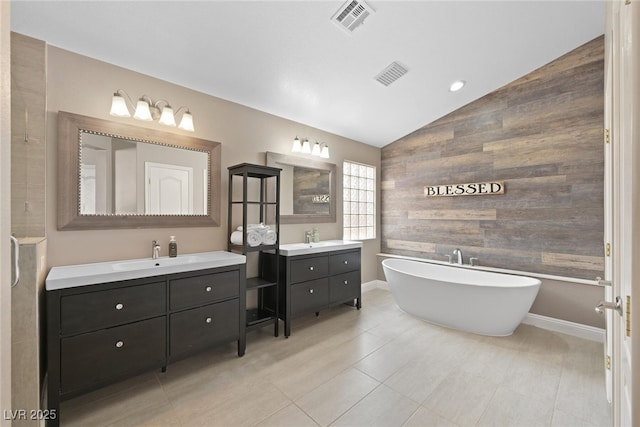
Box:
[115,303,124,310]
[309,266,314,271]
[205,286,212,292]
[115,341,124,348]
[344,260,348,265]
[344,280,349,285]
[206,317,212,324]
[309,289,314,294]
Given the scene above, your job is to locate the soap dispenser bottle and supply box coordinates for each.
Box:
[312,227,319,243]
[169,236,178,257]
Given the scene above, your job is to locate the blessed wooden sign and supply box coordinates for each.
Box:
[311,194,330,203]
[424,181,505,197]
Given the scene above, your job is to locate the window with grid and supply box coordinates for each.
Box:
[343,160,376,240]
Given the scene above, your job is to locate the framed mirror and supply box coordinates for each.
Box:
[266,152,336,224]
[57,111,221,230]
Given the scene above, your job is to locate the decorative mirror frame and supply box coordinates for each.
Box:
[266,151,336,224]
[57,111,221,230]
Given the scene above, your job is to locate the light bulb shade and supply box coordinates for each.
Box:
[133,99,153,121]
[320,144,330,158]
[292,136,302,153]
[311,142,321,156]
[159,106,176,126]
[178,111,195,131]
[110,94,130,117]
[301,139,311,154]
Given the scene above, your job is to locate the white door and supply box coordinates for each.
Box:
[145,162,193,215]
[604,1,637,425]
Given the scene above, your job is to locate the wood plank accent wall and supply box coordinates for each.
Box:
[381,36,604,280]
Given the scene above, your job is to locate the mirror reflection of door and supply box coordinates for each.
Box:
[78,130,209,216]
[80,164,97,214]
[145,162,193,214]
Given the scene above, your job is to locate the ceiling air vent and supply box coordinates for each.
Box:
[374,62,409,87]
[331,0,375,34]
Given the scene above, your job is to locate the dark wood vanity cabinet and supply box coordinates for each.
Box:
[269,248,361,337]
[46,265,246,427]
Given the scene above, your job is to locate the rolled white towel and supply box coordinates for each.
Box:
[230,230,243,246]
[230,230,263,247]
[237,224,270,235]
[247,230,262,246]
[263,230,277,245]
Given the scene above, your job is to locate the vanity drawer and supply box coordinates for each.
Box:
[290,278,329,316]
[329,270,361,303]
[170,299,239,357]
[290,256,329,283]
[60,316,166,393]
[329,250,361,275]
[60,282,166,336]
[170,270,239,310]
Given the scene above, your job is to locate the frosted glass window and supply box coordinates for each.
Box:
[343,160,376,241]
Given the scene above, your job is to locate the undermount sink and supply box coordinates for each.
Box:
[282,241,338,249]
[46,251,246,290]
[111,254,206,271]
[279,240,362,256]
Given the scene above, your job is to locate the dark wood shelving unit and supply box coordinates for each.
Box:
[227,163,281,336]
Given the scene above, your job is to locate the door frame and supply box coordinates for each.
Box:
[607,0,639,424]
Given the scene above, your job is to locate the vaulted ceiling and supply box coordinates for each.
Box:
[10,1,605,147]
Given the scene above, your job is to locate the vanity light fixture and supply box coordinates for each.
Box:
[311,141,322,156]
[110,89,195,132]
[290,136,330,158]
[449,80,466,92]
[320,144,330,159]
[292,136,302,153]
[301,138,311,154]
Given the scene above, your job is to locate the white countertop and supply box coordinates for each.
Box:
[45,251,246,291]
[278,240,362,256]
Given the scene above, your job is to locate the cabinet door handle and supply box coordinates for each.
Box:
[115,303,124,310]
[309,266,314,271]
[115,341,124,348]
[205,286,212,292]
[309,289,314,294]
[344,260,348,265]
[206,317,212,324]
[344,280,349,285]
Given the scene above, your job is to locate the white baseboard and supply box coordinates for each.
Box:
[362,280,388,292]
[522,313,605,342]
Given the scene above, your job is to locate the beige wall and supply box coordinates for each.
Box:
[44,44,381,283]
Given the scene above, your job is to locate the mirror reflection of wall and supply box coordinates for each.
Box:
[293,166,330,215]
[265,151,336,224]
[79,131,208,215]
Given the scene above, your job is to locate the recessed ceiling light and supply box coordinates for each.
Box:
[449,80,466,92]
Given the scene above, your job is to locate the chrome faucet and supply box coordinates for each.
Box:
[452,248,463,265]
[305,231,313,244]
[152,240,161,259]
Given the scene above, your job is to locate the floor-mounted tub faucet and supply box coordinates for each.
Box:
[453,248,463,265]
[152,240,161,259]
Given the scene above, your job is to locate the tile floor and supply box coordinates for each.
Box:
[60,288,611,427]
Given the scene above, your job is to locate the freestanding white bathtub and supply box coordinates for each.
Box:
[381,258,541,336]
